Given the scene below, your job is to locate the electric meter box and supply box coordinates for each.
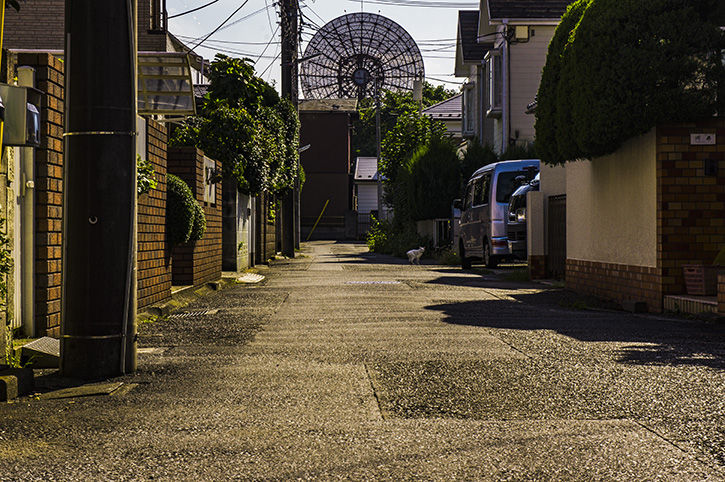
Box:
[0,83,41,147]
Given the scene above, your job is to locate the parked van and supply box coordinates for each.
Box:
[455,159,539,268]
[507,172,540,260]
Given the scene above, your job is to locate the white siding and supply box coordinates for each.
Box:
[357,184,378,214]
[509,26,556,144]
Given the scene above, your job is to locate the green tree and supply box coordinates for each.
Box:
[460,137,498,187]
[170,54,298,195]
[352,82,457,159]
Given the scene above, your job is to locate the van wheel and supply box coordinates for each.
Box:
[460,242,471,269]
[483,243,498,268]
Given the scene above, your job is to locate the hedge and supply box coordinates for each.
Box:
[536,0,724,164]
[167,174,206,246]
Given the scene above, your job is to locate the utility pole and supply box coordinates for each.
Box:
[61,0,137,379]
[280,0,298,257]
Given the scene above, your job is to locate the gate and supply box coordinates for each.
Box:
[547,195,566,280]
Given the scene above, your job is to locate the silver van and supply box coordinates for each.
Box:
[456,159,539,268]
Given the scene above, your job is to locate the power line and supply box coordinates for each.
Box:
[175,34,281,46]
[345,0,477,7]
[256,24,281,63]
[168,0,221,19]
[190,0,251,52]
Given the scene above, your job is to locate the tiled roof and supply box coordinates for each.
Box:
[488,0,570,20]
[299,99,358,112]
[458,11,491,63]
[422,94,462,120]
[354,157,379,182]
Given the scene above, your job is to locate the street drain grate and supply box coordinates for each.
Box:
[167,309,220,319]
[345,281,401,285]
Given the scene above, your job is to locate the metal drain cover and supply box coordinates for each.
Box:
[167,309,220,319]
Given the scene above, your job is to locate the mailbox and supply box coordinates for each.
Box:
[0,83,41,147]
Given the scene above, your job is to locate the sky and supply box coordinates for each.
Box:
[166,0,479,95]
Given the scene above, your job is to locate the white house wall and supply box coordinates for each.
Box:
[508,26,556,145]
[566,129,657,268]
[357,184,378,214]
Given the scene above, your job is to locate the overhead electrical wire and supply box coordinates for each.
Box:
[168,0,221,19]
[345,0,477,7]
[189,0,250,52]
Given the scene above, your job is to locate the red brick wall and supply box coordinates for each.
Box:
[566,260,662,312]
[528,255,547,280]
[718,272,725,314]
[14,53,65,337]
[167,147,222,286]
[137,121,172,308]
[656,121,725,297]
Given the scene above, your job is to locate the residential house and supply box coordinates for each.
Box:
[422,94,464,144]
[480,0,569,154]
[454,10,493,145]
[0,0,223,344]
[299,99,357,240]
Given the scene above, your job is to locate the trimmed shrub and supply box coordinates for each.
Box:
[460,137,498,186]
[534,0,591,165]
[190,200,206,242]
[166,174,197,246]
[536,0,724,164]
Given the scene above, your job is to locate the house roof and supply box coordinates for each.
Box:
[299,99,358,113]
[459,11,492,63]
[354,157,380,182]
[487,0,569,21]
[422,94,462,121]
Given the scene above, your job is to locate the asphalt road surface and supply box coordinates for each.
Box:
[1,241,724,480]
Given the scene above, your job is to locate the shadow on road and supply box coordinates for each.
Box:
[426,295,725,369]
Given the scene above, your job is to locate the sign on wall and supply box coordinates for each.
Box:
[203,157,217,204]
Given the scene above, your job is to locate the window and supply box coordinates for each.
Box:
[485,50,502,117]
[462,83,476,137]
[464,182,475,209]
[496,171,526,204]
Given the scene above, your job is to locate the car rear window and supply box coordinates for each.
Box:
[496,171,527,203]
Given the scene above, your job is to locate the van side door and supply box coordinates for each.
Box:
[459,179,476,251]
[474,173,492,254]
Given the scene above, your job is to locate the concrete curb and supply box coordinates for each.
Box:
[0,366,34,402]
[138,277,240,319]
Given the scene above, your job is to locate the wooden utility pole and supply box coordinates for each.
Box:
[280,0,298,257]
[61,0,137,379]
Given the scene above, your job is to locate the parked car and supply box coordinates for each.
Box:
[507,172,540,260]
[454,159,540,268]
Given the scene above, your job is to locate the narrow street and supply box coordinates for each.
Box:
[1,241,724,480]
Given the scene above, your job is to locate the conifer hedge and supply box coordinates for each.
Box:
[536,0,724,165]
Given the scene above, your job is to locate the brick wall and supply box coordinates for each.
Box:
[4,0,167,52]
[137,121,172,308]
[167,147,222,286]
[529,255,547,280]
[14,53,65,337]
[566,260,663,312]
[656,121,725,297]
[718,272,725,314]
[4,1,65,51]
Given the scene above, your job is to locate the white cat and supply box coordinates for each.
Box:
[406,247,425,265]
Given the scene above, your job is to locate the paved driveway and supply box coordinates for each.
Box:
[1,241,723,480]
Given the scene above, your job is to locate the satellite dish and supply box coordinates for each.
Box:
[300,12,425,100]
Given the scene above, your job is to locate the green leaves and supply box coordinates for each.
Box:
[535,0,725,165]
[166,174,202,246]
[169,55,299,196]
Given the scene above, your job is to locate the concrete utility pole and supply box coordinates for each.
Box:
[61,0,138,379]
[280,0,298,257]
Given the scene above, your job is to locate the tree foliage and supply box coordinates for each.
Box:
[170,54,299,195]
[167,174,204,246]
[460,137,498,187]
[535,0,725,165]
[352,82,457,159]
[396,138,461,222]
